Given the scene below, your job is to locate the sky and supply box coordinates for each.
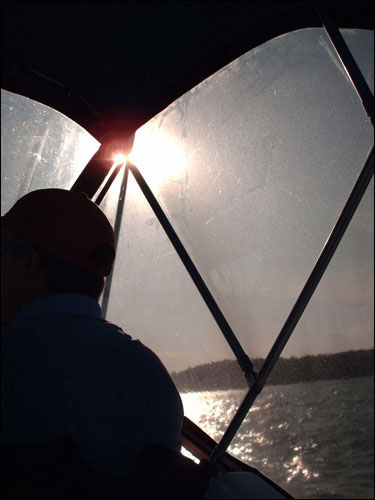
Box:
[2,28,373,374]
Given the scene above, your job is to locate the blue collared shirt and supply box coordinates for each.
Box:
[1,293,184,477]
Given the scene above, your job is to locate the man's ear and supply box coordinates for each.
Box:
[22,247,45,281]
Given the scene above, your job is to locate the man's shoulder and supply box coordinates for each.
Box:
[74,317,159,362]
[85,317,133,340]
[3,313,135,358]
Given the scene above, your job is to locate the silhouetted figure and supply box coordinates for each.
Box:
[1,189,206,498]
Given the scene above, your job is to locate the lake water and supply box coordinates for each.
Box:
[181,376,374,499]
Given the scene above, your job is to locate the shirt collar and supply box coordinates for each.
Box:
[11,293,103,327]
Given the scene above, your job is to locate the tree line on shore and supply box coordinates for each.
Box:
[171,349,374,393]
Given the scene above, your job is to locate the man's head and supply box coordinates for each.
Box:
[1,189,116,324]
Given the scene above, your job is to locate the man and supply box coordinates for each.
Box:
[1,189,186,496]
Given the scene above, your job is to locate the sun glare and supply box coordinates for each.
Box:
[113,153,127,165]
[128,126,185,189]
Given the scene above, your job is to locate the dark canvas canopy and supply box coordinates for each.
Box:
[2,1,373,142]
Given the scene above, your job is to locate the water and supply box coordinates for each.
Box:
[181,376,374,499]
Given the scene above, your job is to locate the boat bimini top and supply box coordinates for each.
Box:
[1,1,374,498]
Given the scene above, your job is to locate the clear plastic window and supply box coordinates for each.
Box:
[1,90,99,215]
[103,28,373,498]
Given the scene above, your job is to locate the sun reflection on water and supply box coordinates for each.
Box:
[181,387,320,486]
[181,390,242,440]
[179,378,373,499]
[283,454,319,483]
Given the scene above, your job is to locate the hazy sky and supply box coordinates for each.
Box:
[2,29,373,374]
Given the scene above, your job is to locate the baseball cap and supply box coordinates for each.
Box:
[1,189,116,277]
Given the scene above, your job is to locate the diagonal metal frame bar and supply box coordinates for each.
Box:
[210,146,374,465]
[313,2,374,127]
[94,162,125,207]
[126,159,257,386]
[95,135,135,317]
[100,164,130,318]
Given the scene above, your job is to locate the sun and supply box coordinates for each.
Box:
[112,153,127,165]
[128,125,185,190]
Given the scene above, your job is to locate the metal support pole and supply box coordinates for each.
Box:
[126,160,257,386]
[210,146,374,465]
[94,162,125,206]
[101,164,129,318]
[313,2,374,126]
[96,135,135,317]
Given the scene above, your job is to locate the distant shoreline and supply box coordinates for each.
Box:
[171,349,374,392]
